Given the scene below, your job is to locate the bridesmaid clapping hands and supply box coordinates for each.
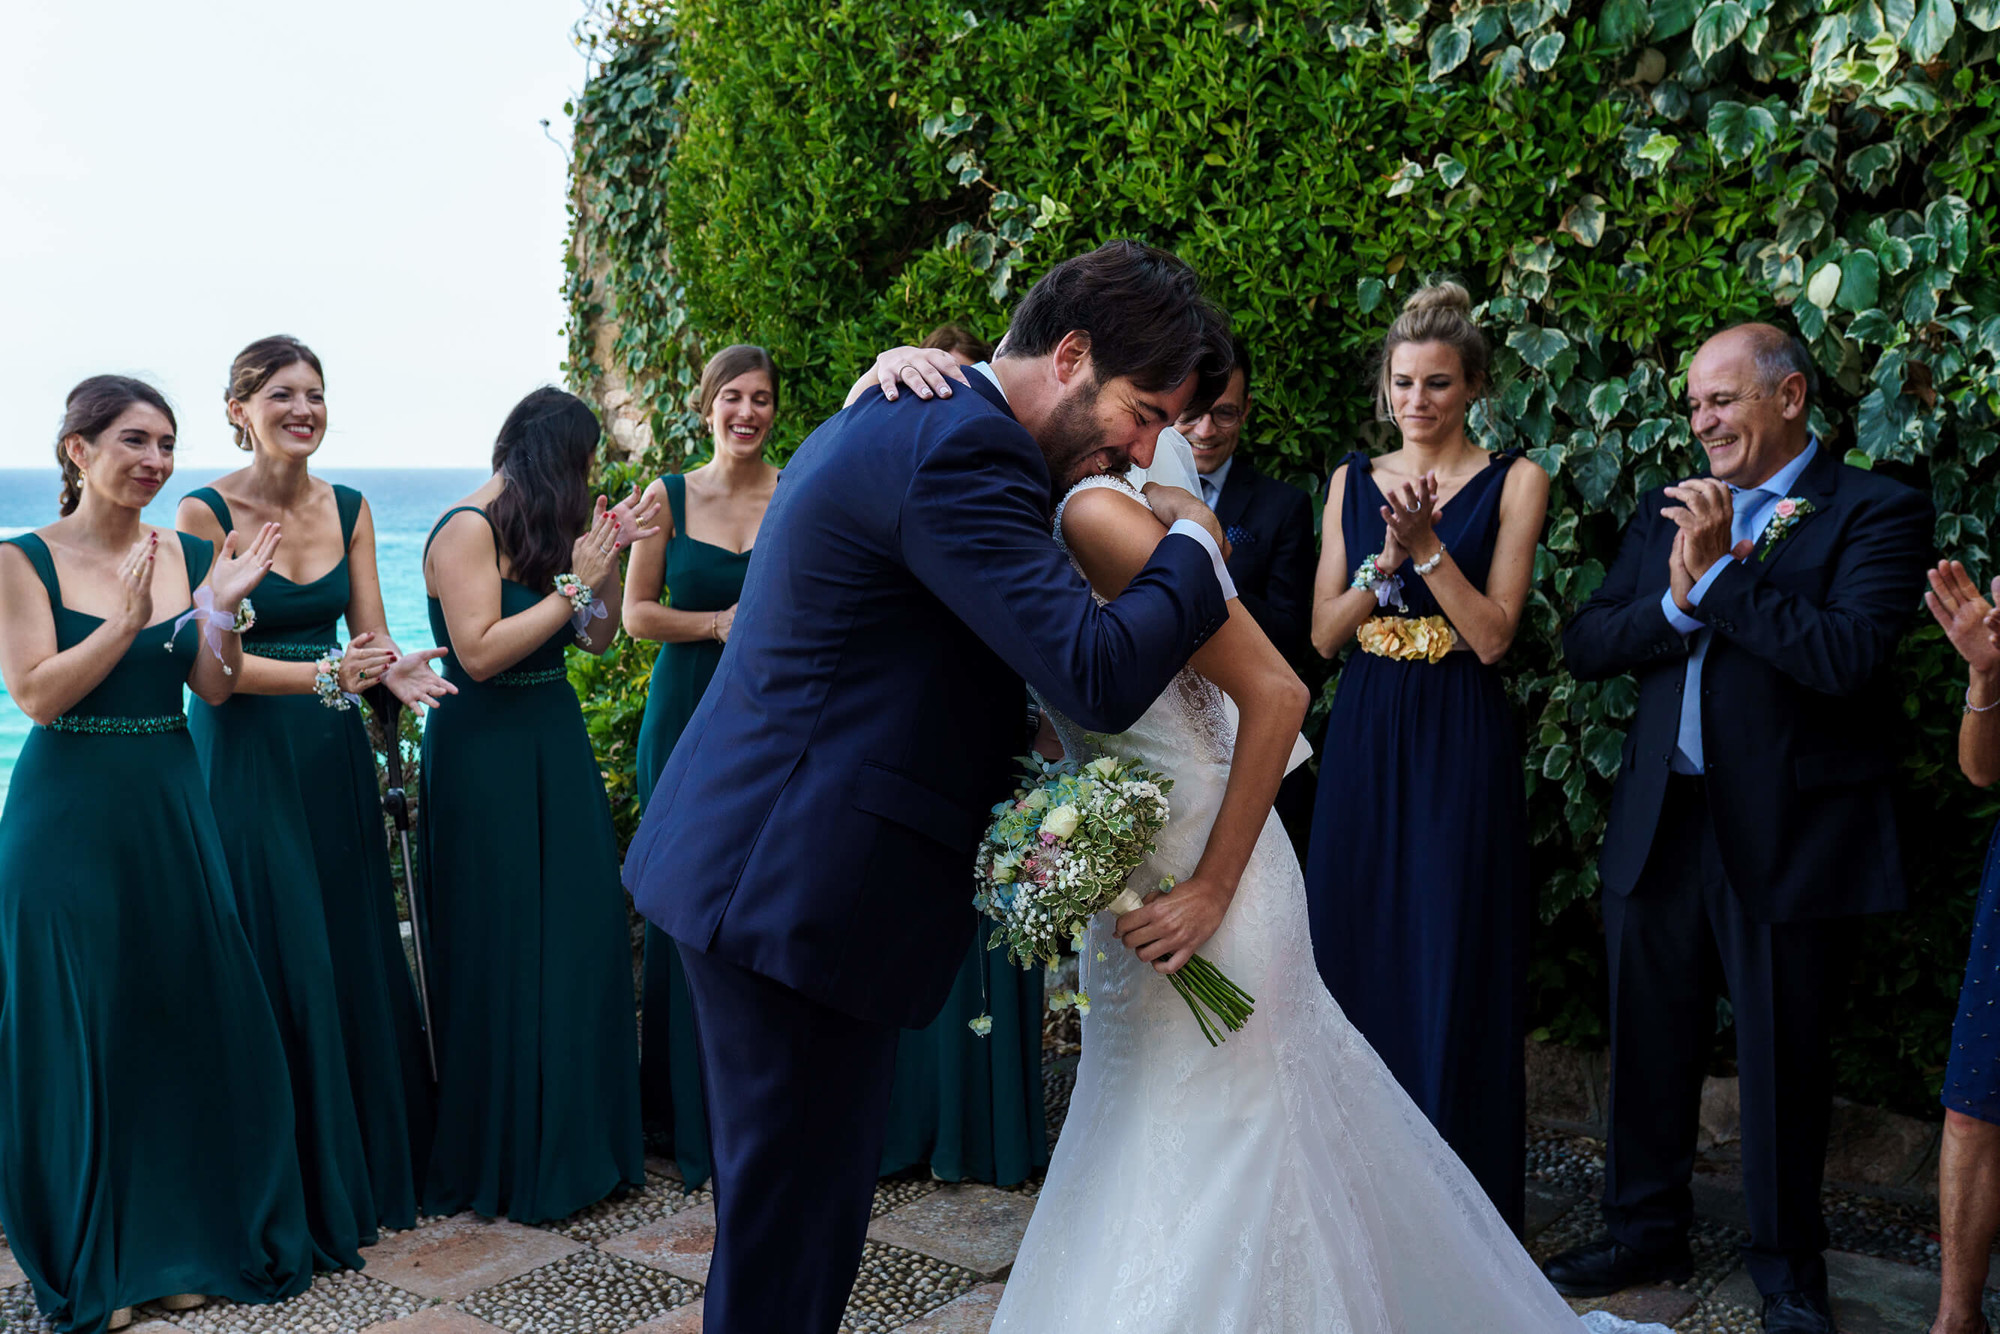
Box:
[0,377,317,1333]
[418,387,657,1223]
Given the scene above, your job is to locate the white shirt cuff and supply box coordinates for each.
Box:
[1659,588,1704,636]
[1167,519,1239,603]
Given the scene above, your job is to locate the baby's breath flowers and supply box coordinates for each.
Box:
[970,753,1254,1046]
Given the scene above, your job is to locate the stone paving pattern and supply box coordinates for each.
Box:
[1,1083,1993,1331]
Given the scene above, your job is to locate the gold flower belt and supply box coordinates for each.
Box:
[1355,615,1467,664]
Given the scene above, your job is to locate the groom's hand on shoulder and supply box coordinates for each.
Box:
[1144,483,1232,561]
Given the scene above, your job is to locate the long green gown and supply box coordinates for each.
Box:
[0,532,318,1333]
[417,507,644,1224]
[632,474,1045,1189]
[185,485,434,1254]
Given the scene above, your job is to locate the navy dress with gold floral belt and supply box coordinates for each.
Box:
[1303,449,1532,1232]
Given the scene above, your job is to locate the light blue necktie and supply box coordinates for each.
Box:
[1200,474,1220,510]
[1674,487,1768,773]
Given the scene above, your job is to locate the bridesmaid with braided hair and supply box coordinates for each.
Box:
[0,376,314,1332]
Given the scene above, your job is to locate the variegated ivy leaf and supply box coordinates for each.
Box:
[1637,131,1681,167]
[1846,308,1902,345]
[1429,23,1474,78]
[1508,325,1572,370]
[1877,234,1915,274]
[1706,99,1779,160]
[1836,251,1882,312]
[1328,22,1380,47]
[1559,194,1607,246]
[1968,0,2000,30]
[1845,140,1901,193]
[1884,0,1918,39]
[1652,79,1692,118]
[1805,260,1843,308]
[1433,154,1470,187]
[1529,29,1568,67]
[1385,158,1425,196]
[1587,378,1630,429]
[1651,0,1701,39]
[1776,207,1827,254]
[1691,0,1750,59]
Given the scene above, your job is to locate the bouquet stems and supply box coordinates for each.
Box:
[1105,885,1255,1046]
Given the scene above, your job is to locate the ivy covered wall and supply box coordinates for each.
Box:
[563,0,2000,1113]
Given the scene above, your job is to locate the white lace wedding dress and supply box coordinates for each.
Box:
[991,472,1656,1334]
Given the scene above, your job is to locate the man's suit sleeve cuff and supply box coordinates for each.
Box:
[1167,520,1239,602]
[1659,588,1704,636]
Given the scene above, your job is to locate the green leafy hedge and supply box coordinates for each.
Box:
[565,0,2000,1113]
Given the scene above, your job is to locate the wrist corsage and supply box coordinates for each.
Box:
[554,572,610,643]
[313,647,358,712]
[1350,552,1407,612]
[166,591,256,674]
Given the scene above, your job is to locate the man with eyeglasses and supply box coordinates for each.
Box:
[1549,325,1932,1334]
[1177,335,1319,853]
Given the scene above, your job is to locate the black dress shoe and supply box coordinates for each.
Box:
[1542,1235,1694,1297]
[1761,1290,1837,1333]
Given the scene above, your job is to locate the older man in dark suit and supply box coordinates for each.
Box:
[1179,336,1320,851]
[1546,325,1932,1333]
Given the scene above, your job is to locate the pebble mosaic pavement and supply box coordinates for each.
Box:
[0,1067,1990,1332]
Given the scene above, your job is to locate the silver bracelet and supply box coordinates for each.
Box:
[1968,685,2000,714]
[1414,543,1448,577]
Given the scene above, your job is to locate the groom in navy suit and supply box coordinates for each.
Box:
[624,241,1237,1332]
[1550,326,1932,1333]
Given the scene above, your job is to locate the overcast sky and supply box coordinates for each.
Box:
[0,0,587,470]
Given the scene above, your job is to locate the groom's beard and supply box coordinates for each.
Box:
[1041,378,1123,490]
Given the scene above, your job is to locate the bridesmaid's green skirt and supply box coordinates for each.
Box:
[0,730,318,1332]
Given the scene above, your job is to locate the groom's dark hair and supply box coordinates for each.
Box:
[999,240,1235,414]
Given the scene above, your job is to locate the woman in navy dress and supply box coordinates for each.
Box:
[1924,558,2000,1334]
[1303,282,1550,1233]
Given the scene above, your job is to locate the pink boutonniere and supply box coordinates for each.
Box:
[1755,496,1815,560]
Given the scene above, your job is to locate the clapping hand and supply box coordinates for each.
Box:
[338,631,396,693]
[844,346,971,407]
[571,500,623,592]
[606,484,663,550]
[209,522,283,610]
[382,647,457,712]
[1379,472,1441,563]
[115,531,159,633]
[1661,481,1751,581]
[1926,560,2000,676]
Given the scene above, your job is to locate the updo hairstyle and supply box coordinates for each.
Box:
[1374,281,1491,421]
[55,376,177,516]
[226,335,325,449]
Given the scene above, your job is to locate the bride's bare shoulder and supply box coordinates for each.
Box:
[1059,477,1163,536]
[1058,479,1170,599]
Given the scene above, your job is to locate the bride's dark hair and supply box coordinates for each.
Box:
[487,387,602,593]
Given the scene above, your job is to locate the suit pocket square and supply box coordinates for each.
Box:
[1225,525,1255,547]
[851,762,987,850]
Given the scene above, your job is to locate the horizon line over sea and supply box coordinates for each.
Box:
[0,467,492,804]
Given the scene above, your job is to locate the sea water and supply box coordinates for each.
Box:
[0,468,489,803]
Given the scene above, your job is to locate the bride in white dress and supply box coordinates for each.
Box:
[993,435,1659,1334]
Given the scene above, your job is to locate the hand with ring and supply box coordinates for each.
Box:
[337,631,395,694]
[844,346,973,407]
[606,483,663,552]
[1379,471,1442,565]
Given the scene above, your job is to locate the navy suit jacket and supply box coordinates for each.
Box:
[1213,458,1316,664]
[623,374,1229,1027]
[1562,445,1932,921]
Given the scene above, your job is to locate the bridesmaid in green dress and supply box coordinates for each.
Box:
[852,327,1048,1186]
[0,376,315,1333]
[622,345,779,1187]
[419,387,656,1223]
[177,336,450,1259]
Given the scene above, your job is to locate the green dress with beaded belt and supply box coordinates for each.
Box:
[184,485,434,1254]
[633,471,751,1189]
[417,506,644,1223]
[0,531,318,1334]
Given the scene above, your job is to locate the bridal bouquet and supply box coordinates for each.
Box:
[970,753,1255,1046]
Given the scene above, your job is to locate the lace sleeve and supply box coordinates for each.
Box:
[1052,473,1150,550]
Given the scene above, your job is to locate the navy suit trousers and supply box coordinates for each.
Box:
[1601,775,1844,1298]
[677,943,901,1333]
